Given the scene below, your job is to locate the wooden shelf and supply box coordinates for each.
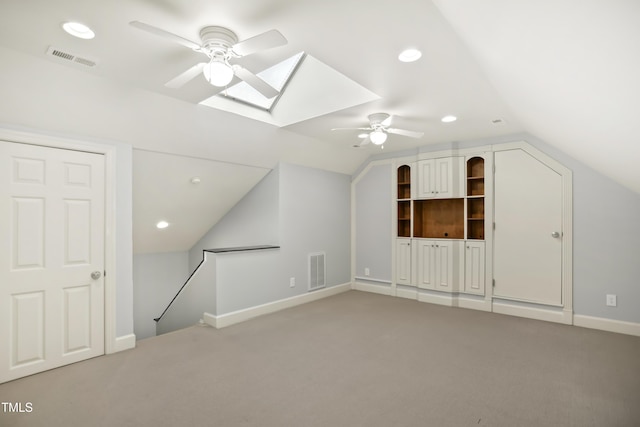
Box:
[466,157,485,240]
[397,165,412,237]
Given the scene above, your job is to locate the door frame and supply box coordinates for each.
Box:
[491,141,573,325]
[0,127,119,354]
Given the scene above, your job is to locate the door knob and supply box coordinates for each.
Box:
[91,271,102,280]
[551,231,561,238]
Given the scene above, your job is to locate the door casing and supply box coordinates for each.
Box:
[0,128,120,355]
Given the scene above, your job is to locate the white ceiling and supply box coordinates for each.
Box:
[0,0,638,253]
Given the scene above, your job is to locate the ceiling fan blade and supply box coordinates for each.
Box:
[381,115,393,127]
[359,137,371,146]
[232,29,287,57]
[130,21,202,51]
[331,127,373,131]
[388,128,424,138]
[165,63,206,88]
[231,65,279,98]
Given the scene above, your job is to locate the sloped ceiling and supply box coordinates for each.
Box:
[432,0,640,194]
[0,0,637,253]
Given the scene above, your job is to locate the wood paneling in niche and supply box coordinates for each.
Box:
[413,199,464,239]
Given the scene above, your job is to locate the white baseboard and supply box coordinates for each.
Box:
[395,287,418,300]
[456,297,492,312]
[417,291,453,306]
[203,283,351,329]
[573,314,640,337]
[492,301,572,325]
[113,334,136,352]
[352,281,394,296]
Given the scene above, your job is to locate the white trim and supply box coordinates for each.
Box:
[202,312,217,328]
[353,276,392,284]
[457,296,492,312]
[352,281,394,296]
[0,126,121,355]
[417,291,455,307]
[573,315,640,337]
[204,283,351,329]
[114,334,136,352]
[492,301,572,325]
[395,287,418,300]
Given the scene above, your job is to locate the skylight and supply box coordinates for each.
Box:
[219,52,305,111]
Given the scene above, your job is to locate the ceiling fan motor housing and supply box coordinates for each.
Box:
[199,26,238,56]
[368,112,390,125]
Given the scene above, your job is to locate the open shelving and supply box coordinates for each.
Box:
[397,165,411,237]
[466,157,485,240]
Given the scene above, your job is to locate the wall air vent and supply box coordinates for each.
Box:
[308,252,326,291]
[46,46,97,68]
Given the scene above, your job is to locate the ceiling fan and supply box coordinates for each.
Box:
[332,113,424,146]
[129,21,287,98]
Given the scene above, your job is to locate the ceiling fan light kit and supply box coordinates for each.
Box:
[370,130,387,145]
[203,58,234,87]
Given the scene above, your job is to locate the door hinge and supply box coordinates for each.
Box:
[492,279,495,287]
[493,222,496,230]
[104,270,107,278]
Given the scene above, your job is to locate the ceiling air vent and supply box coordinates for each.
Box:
[46,46,97,68]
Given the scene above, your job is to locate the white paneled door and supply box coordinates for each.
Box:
[0,141,105,383]
[493,149,563,306]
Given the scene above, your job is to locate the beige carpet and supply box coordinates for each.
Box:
[1,291,639,426]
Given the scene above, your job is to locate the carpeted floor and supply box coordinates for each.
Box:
[1,290,639,426]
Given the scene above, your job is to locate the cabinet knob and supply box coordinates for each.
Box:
[551,231,561,238]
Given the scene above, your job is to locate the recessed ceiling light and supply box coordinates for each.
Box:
[190,177,201,184]
[62,22,95,39]
[156,221,169,229]
[398,48,422,63]
[441,115,457,123]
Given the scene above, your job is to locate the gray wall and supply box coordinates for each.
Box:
[133,251,189,340]
[188,167,280,272]
[278,162,351,290]
[354,163,392,282]
[190,162,351,315]
[357,133,640,324]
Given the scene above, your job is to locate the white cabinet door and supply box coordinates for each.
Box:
[434,241,455,292]
[464,241,485,295]
[416,239,435,289]
[416,159,436,198]
[417,157,463,199]
[396,239,412,285]
[416,240,461,292]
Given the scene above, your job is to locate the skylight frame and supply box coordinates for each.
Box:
[218,52,306,112]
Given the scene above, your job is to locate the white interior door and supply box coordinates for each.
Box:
[0,141,105,383]
[493,149,563,306]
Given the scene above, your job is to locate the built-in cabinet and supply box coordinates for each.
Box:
[416,157,464,199]
[416,239,462,292]
[466,157,485,240]
[464,241,485,295]
[396,238,412,285]
[395,154,488,297]
[397,165,411,238]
